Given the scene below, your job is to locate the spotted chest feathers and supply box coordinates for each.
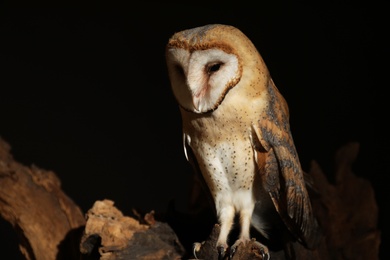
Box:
[182,93,266,201]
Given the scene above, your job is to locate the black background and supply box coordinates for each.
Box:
[1,3,388,259]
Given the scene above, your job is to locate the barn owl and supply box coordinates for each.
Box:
[165,24,320,259]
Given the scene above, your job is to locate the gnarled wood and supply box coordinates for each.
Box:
[0,138,86,260]
[0,137,381,259]
[80,199,185,260]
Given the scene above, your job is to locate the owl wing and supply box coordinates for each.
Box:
[251,79,320,249]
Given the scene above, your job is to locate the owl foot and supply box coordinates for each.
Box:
[229,238,270,260]
[229,238,245,259]
[251,239,270,260]
[192,241,228,259]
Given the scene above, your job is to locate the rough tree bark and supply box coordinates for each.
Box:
[0,137,381,259]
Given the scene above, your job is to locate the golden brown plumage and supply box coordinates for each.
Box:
[166,24,320,259]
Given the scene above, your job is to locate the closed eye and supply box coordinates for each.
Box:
[175,64,185,78]
[206,62,223,75]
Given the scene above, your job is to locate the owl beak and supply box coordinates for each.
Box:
[192,87,206,113]
[193,97,202,113]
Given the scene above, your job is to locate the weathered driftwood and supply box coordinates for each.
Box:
[0,137,381,259]
[79,199,185,260]
[0,138,86,260]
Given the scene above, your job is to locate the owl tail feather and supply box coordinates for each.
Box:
[302,215,323,250]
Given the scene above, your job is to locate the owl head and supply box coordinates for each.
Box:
[166,24,267,114]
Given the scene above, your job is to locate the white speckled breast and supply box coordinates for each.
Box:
[183,88,266,206]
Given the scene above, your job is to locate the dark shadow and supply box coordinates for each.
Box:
[56,225,101,260]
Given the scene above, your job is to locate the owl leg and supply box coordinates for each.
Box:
[229,208,252,257]
[230,209,270,259]
[216,205,235,259]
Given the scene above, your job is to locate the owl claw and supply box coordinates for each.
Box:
[229,239,270,260]
[252,240,270,260]
[261,250,270,260]
[229,247,236,259]
[217,245,227,260]
[229,238,244,259]
[192,242,203,259]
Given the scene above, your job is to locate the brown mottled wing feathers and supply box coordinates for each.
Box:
[253,79,319,248]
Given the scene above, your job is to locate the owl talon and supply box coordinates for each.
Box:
[192,242,203,259]
[261,250,270,260]
[229,241,240,259]
[252,241,270,260]
[217,245,227,260]
[229,247,236,259]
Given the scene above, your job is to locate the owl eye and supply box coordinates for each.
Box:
[206,62,223,75]
[175,64,185,77]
